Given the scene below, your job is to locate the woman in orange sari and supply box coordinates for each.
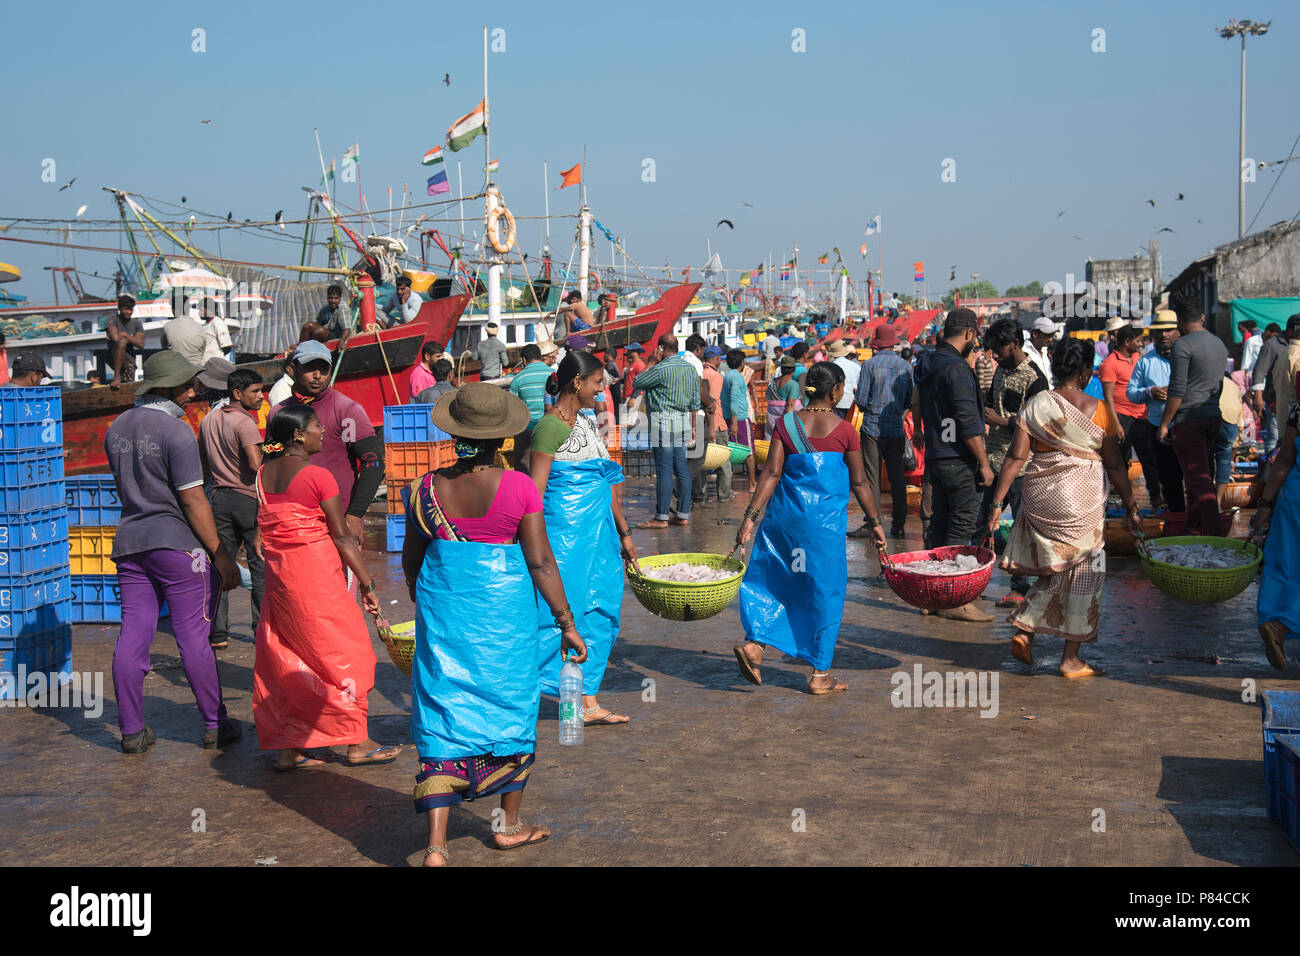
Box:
[253,404,401,771]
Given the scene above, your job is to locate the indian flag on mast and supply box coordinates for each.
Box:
[342,143,359,168]
[422,145,444,166]
[485,158,499,173]
[446,99,488,152]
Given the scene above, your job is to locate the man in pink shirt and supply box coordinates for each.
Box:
[408,340,444,401]
[269,341,384,547]
[690,345,733,502]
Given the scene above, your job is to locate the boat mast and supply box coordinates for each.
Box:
[483,25,503,332]
[542,161,550,258]
[578,145,590,301]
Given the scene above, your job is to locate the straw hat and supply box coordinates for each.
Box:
[826,341,852,358]
[1104,317,1129,332]
[1149,310,1178,331]
[430,382,530,439]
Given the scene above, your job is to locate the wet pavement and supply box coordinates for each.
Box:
[1,475,1296,867]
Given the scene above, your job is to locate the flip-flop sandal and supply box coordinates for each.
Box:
[1010,632,1033,666]
[582,709,630,726]
[809,677,847,695]
[494,825,550,851]
[274,754,325,772]
[733,644,762,685]
[209,638,229,650]
[1260,621,1289,671]
[346,745,402,766]
[996,592,1027,609]
[1061,663,1105,679]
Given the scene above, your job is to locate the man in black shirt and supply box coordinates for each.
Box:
[912,308,995,622]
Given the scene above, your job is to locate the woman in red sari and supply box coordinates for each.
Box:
[253,404,401,771]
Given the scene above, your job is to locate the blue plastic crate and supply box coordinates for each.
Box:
[0,568,71,614]
[69,575,168,623]
[386,513,406,552]
[65,474,121,526]
[0,507,68,575]
[0,625,73,700]
[1276,735,1300,853]
[779,336,799,349]
[0,599,71,640]
[1262,690,1300,821]
[0,449,64,513]
[383,404,437,443]
[0,387,61,451]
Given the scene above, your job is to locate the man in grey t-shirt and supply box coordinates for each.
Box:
[477,322,510,379]
[1158,299,1230,536]
[105,350,242,754]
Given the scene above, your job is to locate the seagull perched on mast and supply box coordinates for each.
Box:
[274,210,284,230]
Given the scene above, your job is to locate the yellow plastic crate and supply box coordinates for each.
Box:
[70,526,116,575]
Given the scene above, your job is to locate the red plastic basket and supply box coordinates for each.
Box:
[878,545,996,611]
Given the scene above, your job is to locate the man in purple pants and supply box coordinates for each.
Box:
[105,351,242,754]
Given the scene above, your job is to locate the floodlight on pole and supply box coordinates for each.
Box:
[1217,18,1271,239]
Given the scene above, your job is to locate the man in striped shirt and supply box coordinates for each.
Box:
[633,333,701,527]
[851,325,912,538]
[508,342,555,466]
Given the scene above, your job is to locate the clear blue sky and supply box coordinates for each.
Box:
[3,0,1299,302]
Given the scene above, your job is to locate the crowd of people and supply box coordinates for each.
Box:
[87,287,1297,866]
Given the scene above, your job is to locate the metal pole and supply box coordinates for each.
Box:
[1238,32,1247,239]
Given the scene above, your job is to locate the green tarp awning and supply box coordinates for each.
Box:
[1228,297,1300,343]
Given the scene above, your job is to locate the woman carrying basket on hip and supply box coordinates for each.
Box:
[986,338,1142,678]
[733,362,887,695]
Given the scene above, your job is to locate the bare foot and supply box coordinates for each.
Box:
[493,822,550,850]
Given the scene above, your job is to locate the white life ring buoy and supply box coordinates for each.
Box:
[487,205,516,254]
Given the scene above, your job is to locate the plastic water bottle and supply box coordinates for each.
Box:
[558,657,584,746]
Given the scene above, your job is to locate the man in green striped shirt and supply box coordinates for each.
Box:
[508,342,556,467]
[633,333,701,527]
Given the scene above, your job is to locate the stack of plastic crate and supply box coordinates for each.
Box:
[0,386,70,698]
[382,404,454,552]
[66,474,123,623]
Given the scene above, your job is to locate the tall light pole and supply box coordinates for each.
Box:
[1218,18,1270,239]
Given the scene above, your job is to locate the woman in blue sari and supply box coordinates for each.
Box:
[1250,400,1300,671]
[526,350,639,725]
[733,362,887,694]
[401,383,587,867]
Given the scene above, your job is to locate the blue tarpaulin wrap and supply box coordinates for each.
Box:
[411,535,542,759]
[1259,436,1300,640]
[739,451,848,671]
[537,457,625,695]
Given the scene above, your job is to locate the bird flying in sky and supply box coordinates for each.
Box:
[1146,199,1156,207]
[716,219,734,230]
[1056,210,1065,218]
[742,201,754,207]
[444,73,450,86]
[1157,227,1175,233]
[1176,193,1185,200]
[58,177,76,191]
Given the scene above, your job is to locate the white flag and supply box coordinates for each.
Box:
[342,143,359,167]
[864,214,882,236]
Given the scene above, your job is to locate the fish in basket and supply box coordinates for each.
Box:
[626,552,745,621]
[877,544,996,611]
[1137,535,1262,605]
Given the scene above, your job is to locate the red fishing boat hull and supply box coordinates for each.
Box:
[61,292,472,474]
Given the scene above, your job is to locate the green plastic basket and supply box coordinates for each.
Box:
[1138,536,1262,605]
[728,442,751,465]
[627,552,745,621]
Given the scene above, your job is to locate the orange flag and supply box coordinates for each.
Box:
[558,164,582,189]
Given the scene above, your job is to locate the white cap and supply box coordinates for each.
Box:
[485,321,499,332]
[1032,316,1056,334]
